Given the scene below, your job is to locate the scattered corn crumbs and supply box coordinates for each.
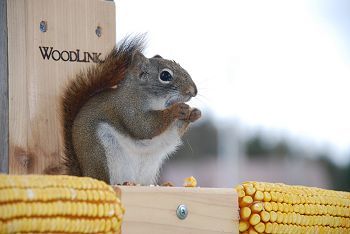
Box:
[183,176,197,187]
[122,181,137,186]
[161,181,174,187]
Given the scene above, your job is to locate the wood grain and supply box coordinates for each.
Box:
[114,186,239,234]
[0,0,9,173]
[4,3,241,233]
[7,0,115,174]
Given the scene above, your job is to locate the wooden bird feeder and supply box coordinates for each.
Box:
[0,0,240,233]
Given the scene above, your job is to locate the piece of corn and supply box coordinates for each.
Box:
[236,181,350,234]
[183,176,197,187]
[0,174,124,233]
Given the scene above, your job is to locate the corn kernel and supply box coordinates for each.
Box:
[245,186,256,196]
[240,207,252,220]
[254,191,264,201]
[269,211,277,222]
[263,192,272,202]
[249,214,261,226]
[264,202,272,212]
[271,202,278,211]
[261,210,270,222]
[237,189,246,198]
[183,176,197,187]
[251,202,263,213]
[254,222,265,233]
[277,202,284,212]
[270,192,278,202]
[241,196,253,207]
[265,222,273,233]
[239,221,249,232]
[276,211,284,223]
[248,227,258,234]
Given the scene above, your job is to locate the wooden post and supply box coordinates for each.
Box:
[6,0,116,174]
[0,0,9,173]
[115,186,239,234]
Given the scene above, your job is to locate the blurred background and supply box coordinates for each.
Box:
[115,0,350,190]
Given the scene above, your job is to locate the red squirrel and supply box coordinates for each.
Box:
[61,36,201,185]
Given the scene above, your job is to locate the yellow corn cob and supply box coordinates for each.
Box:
[0,174,124,233]
[236,182,350,234]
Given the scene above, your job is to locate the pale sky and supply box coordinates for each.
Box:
[115,0,350,163]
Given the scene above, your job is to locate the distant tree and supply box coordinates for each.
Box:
[272,140,290,157]
[245,135,271,157]
[318,155,350,192]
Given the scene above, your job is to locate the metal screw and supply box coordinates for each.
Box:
[95,26,102,37]
[176,204,188,220]
[40,21,47,32]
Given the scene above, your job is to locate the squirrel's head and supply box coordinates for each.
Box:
[127,52,198,110]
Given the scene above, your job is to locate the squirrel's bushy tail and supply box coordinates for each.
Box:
[61,35,146,175]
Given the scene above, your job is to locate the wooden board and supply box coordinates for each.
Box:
[7,0,116,174]
[114,186,239,234]
[0,0,8,173]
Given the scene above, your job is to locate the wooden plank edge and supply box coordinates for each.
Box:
[114,185,237,195]
[0,0,9,173]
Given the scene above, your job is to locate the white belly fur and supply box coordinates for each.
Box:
[97,122,182,185]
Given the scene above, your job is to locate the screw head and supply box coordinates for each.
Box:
[40,21,47,32]
[95,26,102,37]
[176,204,188,220]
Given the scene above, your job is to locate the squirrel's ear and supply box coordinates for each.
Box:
[132,51,148,68]
[131,51,150,80]
[152,54,162,59]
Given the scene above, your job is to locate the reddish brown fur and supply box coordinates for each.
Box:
[61,36,146,175]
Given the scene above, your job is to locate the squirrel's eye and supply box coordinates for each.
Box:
[159,68,174,83]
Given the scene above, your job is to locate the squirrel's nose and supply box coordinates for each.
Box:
[186,86,198,97]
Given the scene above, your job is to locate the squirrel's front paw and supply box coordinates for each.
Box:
[189,108,201,122]
[173,103,191,120]
[171,103,201,123]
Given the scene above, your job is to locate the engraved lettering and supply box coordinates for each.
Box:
[61,51,69,61]
[77,49,85,62]
[69,51,77,61]
[93,53,102,63]
[38,46,101,63]
[87,52,94,63]
[39,46,53,60]
[51,50,60,61]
